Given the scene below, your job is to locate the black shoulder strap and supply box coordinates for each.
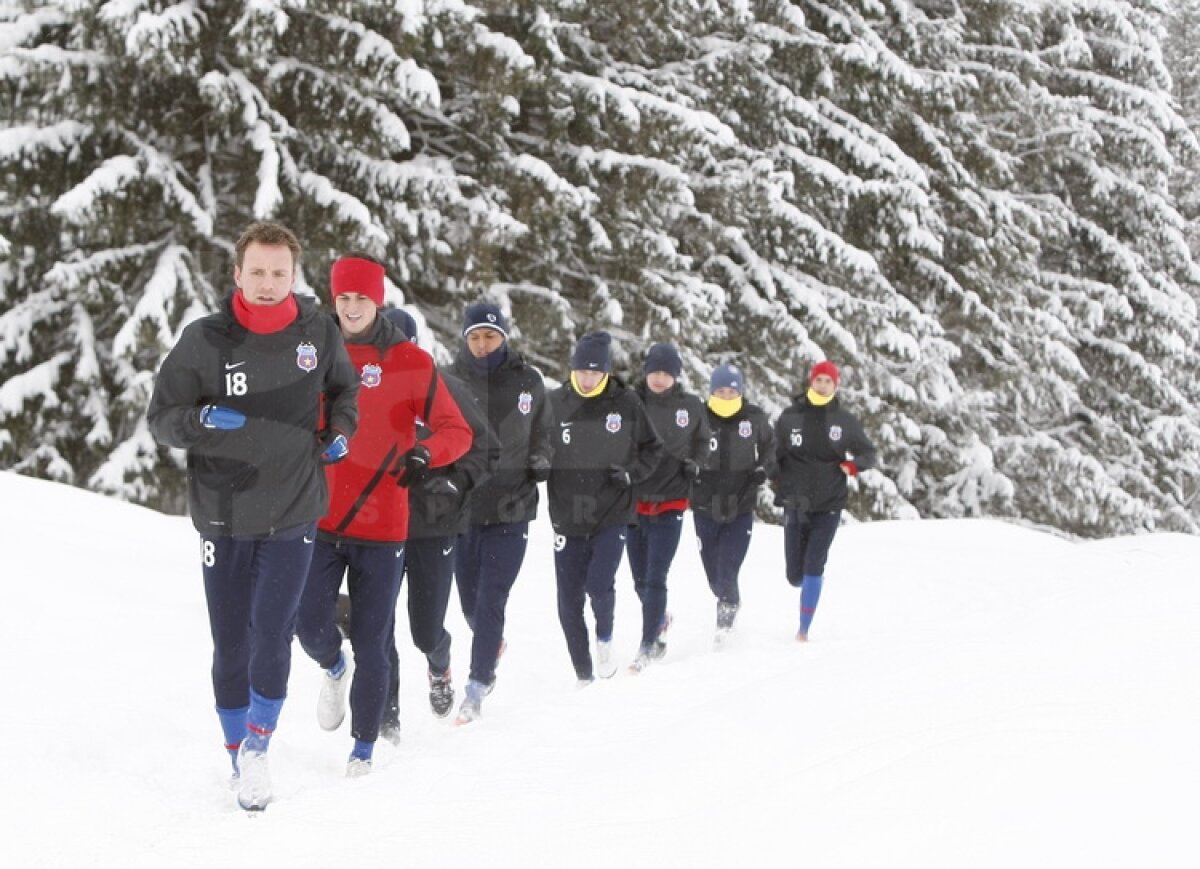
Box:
[423,370,440,421]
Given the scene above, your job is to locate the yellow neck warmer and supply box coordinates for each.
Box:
[571,372,609,398]
[708,395,743,418]
[807,387,835,407]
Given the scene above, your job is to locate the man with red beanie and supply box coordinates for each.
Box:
[148,222,360,812]
[771,359,877,641]
[295,253,472,776]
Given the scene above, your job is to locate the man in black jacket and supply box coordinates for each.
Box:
[447,302,554,724]
[147,222,358,811]
[627,343,709,670]
[691,363,775,645]
[377,309,497,737]
[772,360,877,641]
[547,332,664,683]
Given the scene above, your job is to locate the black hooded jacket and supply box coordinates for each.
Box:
[547,375,664,536]
[448,344,553,525]
[147,292,359,536]
[772,392,876,512]
[632,381,709,504]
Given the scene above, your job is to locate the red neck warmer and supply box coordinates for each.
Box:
[233,291,299,334]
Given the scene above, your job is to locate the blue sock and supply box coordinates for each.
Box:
[245,688,286,753]
[351,739,374,762]
[216,704,249,770]
[800,574,823,634]
[328,651,347,679]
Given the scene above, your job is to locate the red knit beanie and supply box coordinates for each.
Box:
[330,257,385,306]
[809,360,840,386]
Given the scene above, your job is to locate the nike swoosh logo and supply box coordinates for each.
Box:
[442,546,454,556]
[225,361,247,370]
[560,422,572,428]
[303,535,314,544]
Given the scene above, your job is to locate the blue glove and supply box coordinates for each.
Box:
[199,405,246,431]
[320,431,349,465]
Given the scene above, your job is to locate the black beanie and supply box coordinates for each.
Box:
[643,343,682,378]
[462,302,509,338]
[570,331,613,373]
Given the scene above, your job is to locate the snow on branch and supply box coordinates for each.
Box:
[113,244,187,358]
[49,154,140,224]
[43,242,159,293]
[565,71,737,147]
[0,43,109,83]
[315,14,440,107]
[123,1,206,72]
[249,121,282,218]
[508,152,596,207]
[0,351,72,417]
[0,120,90,161]
[297,170,389,248]
[89,420,162,500]
[0,6,68,53]
[0,289,68,366]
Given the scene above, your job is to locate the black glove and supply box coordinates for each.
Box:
[681,459,701,482]
[607,465,631,488]
[423,475,461,497]
[396,444,432,487]
[527,454,552,483]
[749,466,767,485]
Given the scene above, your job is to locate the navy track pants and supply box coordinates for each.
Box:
[554,524,627,679]
[201,521,316,711]
[625,510,684,647]
[693,512,753,607]
[783,509,841,583]
[297,540,405,744]
[455,521,529,686]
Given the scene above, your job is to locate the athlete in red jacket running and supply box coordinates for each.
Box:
[296,254,472,776]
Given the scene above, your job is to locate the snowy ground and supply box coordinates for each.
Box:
[4,470,1199,868]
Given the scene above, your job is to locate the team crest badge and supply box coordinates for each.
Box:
[361,363,383,388]
[518,391,533,415]
[606,413,623,433]
[738,420,753,438]
[790,430,803,447]
[829,425,843,442]
[675,409,689,428]
[296,342,318,372]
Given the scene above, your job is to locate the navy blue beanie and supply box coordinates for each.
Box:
[710,363,743,394]
[462,302,509,338]
[571,331,613,373]
[383,307,418,341]
[643,343,682,378]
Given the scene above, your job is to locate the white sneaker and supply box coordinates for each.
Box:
[346,757,372,778]
[627,650,652,674]
[318,660,349,731]
[455,679,487,726]
[235,744,271,812]
[596,640,617,679]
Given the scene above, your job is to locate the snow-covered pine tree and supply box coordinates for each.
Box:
[1163,0,1200,262]
[461,0,737,384]
[0,1,513,511]
[990,0,1200,534]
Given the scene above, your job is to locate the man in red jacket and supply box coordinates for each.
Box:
[295,254,472,776]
